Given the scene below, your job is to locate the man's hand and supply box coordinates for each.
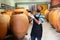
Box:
[28,13,35,19]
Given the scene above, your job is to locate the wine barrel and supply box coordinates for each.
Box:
[10,8,29,39]
[0,13,10,39]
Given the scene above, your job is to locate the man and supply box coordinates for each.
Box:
[28,6,44,40]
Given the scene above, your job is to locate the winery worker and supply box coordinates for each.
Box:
[28,6,44,40]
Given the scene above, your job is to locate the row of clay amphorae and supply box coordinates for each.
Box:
[0,8,29,40]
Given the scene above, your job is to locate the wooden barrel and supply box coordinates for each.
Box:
[0,13,10,39]
[45,8,60,32]
[10,8,29,39]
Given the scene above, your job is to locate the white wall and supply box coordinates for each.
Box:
[15,0,51,9]
[17,4,29,9]
[0,0,51,8]
[1,0,5,3]
[15,0,51,2]
[0,0,1,3]
[17,4,36,9]
[1,0,15,6]
[5,0,15,6]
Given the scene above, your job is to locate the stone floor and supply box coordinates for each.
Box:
[25,20,60,40]
[4,20,60,40]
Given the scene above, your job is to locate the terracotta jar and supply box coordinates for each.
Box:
[6,10,13,16]
[44,9,50,19]
[51,0,60,6]
[45,8,60,32]
[0,12,10,40]
[10,8,29,39]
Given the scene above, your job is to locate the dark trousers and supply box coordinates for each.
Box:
[31,36,42,40]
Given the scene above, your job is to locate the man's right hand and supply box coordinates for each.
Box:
[28,13,35,19]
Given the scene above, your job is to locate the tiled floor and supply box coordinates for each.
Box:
[25,20,60,40]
